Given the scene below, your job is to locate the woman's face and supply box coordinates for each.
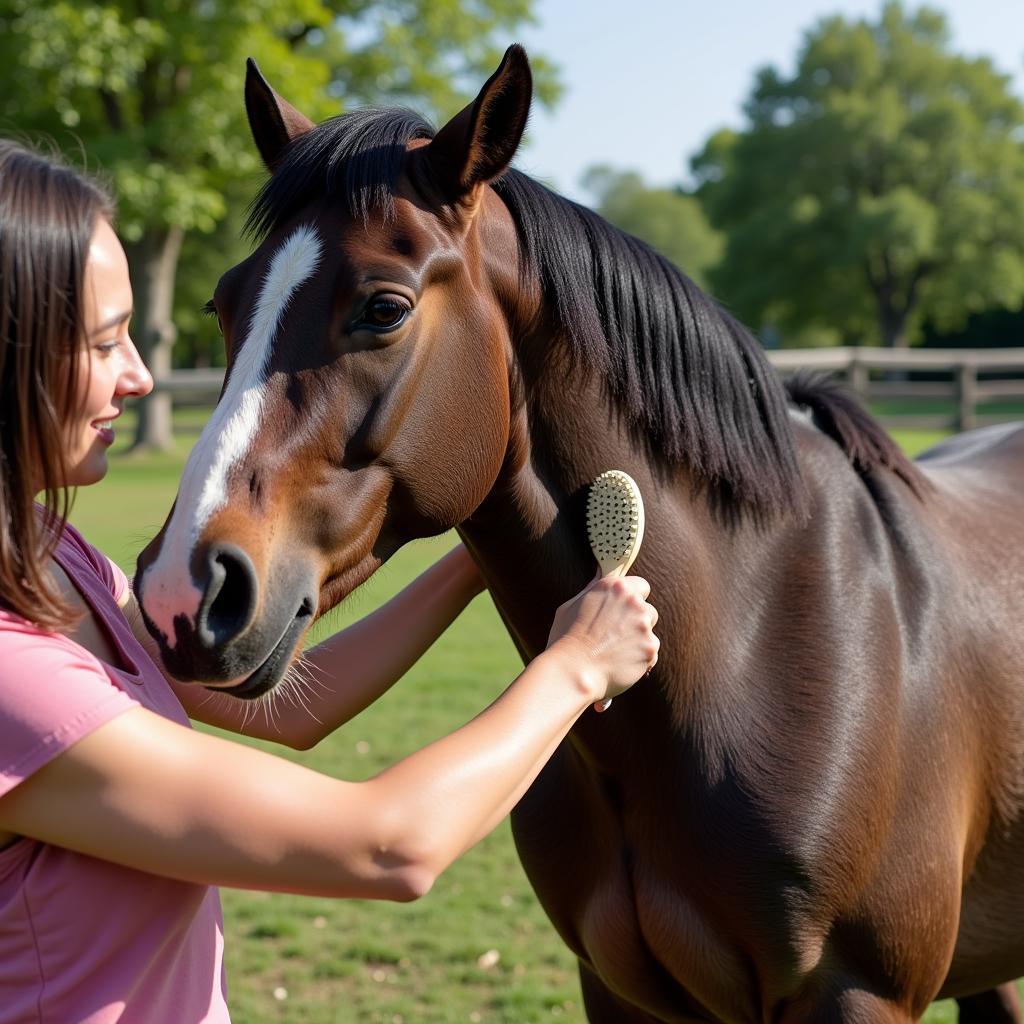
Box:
[69,218,153,486]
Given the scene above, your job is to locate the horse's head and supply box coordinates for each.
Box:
[135,47,535,696]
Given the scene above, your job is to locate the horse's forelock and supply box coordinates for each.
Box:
[244,108,436,242]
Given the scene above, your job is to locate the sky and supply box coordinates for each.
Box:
[513,0,1024,203]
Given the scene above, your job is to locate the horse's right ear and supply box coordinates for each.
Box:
[245,58,315,172]
[420,44,533,201]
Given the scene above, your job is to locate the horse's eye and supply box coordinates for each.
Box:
[357,295,411,333]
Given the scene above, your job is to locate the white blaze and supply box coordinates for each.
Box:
[141,225,323,645]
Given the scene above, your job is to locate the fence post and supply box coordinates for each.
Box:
[957,362,977,432]
[847,359,868,398]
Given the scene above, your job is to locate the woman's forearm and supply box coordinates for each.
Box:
[362,641,597,892]
[5,575,654,902]
[301,544,484,731]
[0,641,602,903]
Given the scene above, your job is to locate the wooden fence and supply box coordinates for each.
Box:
[766,347,1024,431]
[157,347,1024,433]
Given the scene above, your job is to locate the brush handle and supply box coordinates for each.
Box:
[586,470,645,714]
[594,563,628,712]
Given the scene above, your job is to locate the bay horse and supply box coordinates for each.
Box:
[135,46,1024,1022]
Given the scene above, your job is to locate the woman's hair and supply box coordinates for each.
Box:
[0,140,114,628]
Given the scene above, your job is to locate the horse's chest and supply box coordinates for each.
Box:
[581,862,755,1022]
[511,755,761,1022]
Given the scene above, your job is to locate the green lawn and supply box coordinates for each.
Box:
[869,395,1024,422]
[66,412,994,1022]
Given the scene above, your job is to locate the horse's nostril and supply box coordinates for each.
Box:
[198,543,259,648]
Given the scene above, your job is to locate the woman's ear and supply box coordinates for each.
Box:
[244,58,316,173]
[418,45,533,202]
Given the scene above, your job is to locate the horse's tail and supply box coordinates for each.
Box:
[785,371,927,496]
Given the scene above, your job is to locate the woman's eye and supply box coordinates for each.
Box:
[202,300,223,336]
[357,295,411,332]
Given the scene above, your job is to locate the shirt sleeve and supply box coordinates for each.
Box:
[0,629,139,799]
[55,519,129,603]
[105,558,131,606]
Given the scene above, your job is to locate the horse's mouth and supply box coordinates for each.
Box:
[207,597,315,700]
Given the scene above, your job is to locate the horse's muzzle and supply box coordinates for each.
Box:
[135,541,317,698]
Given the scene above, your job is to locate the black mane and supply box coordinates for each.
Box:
[244,107,919,522]
[492,171,803,521]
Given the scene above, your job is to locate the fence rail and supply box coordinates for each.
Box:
[151,368,226,400]
[766,346,1024,431]
[157,347,1024,433]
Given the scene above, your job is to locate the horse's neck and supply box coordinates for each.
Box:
[458,368,822,772]
[459,360,728,669]
[463,193,803,736]
[458,367,609,654]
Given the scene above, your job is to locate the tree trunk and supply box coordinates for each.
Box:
[125,226,185,451]
[864,253,918,349]
[878,302,910,348]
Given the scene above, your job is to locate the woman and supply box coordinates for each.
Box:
[0,140,659,1022]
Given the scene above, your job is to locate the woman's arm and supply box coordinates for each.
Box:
[119,544,486,748]
[0,576,658,901]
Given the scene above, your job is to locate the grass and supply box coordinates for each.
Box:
[66,410,1001,1022]
[869,396,1024,421]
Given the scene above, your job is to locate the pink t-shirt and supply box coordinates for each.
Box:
[0,520,229,1023]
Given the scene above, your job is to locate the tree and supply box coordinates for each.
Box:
[692,2,1024,348]
[0,0,558,447]
[582,166,722,291]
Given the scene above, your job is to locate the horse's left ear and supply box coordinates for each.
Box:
[420,44,533,200]
[245,58,316,172]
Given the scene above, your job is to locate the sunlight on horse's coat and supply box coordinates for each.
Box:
[130,47,1024,1019]
[141,225,322,646]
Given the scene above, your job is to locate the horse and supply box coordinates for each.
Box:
[135,46,1024,1023]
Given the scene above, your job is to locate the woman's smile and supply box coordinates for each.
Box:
[91,414,118,446]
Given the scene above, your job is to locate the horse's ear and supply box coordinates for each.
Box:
[245,58,315,172]
[421,44,532,200]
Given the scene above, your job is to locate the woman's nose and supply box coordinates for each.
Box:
[119,338,155,398]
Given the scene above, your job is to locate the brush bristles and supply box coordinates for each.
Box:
[587,470,644,577]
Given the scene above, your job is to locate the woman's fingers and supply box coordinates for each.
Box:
[545,572,659,706]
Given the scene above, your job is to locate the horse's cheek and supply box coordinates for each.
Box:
[399,320,509,524]
[397,391,508,528]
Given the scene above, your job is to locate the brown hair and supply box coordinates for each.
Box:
[0,140,114,628]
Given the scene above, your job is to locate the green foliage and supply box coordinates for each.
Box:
[0,0,559,368]
[692,2,1024,347]
[173,202,246,368]
[581,165,723,290]
[3,1,308,240]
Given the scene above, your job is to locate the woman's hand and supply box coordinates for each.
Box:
[545,574,659,706]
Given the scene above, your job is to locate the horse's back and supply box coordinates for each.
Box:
[909,420,1024,657]
[914,421,1024,563]
[916,421,1024,490]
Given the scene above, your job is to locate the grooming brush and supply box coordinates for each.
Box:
[586,470,646,711]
